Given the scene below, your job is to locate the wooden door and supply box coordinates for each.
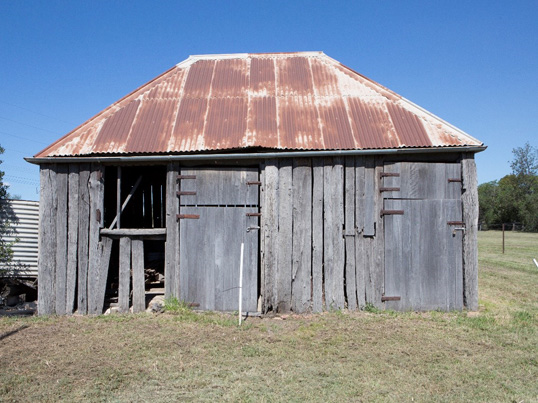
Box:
[178,167,259,312]
[383,162,464,311]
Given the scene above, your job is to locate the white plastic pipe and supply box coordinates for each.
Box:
[239,242,244,326]
[533,258,538,269]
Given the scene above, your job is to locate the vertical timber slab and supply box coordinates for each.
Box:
[94,236,113,314]
[277,160,293,312]
[38,165,57,315]
[77,165,90,314]
[262,160,279,312]
[371,157,385,308]
[66,164,79,314]
[132,238,145,313]
[259,161,266,312]
[324,158,345,310]
[118,237,131,313]
[354,157,366,308]
[87,164,105,314]
[291,159,312,313]
[344,157,357,310]
[311,158,324,313]
[333,158,346,309]
[165,163,180,299]
[54,165,68,315]
[363,157,376,236]
[462,154,479,310]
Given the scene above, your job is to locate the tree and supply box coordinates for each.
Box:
[0,145,17,273]
[510,142,538,177]
[478,142,538,231]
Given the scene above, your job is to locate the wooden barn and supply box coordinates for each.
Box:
[27,52,485,315]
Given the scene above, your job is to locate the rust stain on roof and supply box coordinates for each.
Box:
[35,52,483,158]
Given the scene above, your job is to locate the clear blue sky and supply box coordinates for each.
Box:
[1,1,537,200]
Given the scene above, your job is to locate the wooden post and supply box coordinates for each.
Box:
[503,224,504,255]
[312,158,324,313]
[262,160,279,313]
[344,156,357,310]
[116,166,121,229]
[165,164,180,299]
[88,164,105,314]
[77,164,91,314]
[38,165,57,315]
[54,165,68,315]
[132,238,145,313]
[291,159,312,313]
[66,164,79,314]
[118,237,131,312]
[462,153,479,311]
[277,160,293,312]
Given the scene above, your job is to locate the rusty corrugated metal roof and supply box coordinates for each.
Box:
[35,52,483,158]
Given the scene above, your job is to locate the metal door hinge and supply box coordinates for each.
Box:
[247,181,262,186]
[380,187,400,193]
[381,295,401,302]
[177,214,200,220]
[246,212,261,217]
[448,178,462,183]
[380,172,400,178]
[177,175,196,180]
[381,209,404,217]
[177,191,196,196]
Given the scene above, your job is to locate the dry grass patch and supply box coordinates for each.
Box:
[1,231,537,402]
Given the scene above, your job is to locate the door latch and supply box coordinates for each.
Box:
[452,227,466,236]
[247,226,260,232]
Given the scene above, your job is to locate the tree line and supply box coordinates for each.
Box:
[478,143,538,232]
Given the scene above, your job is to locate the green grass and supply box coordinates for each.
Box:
[0,231,537,402]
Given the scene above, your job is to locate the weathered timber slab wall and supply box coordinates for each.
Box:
[260,156,384,313]
[38,163,108,315]
[38,152,479,315]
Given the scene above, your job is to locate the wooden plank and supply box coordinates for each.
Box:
[262,160,279,312]
[311,158,324,313]
[291,159,312,313]
[344,157,357,310]
[323,158,345,310]
[131,238,145,313]
[276,160,293,312]
[462,154,478,311]
[355,157,366,308]
[54,164,68,315]
[66,164,79,314]
[37,165,57,315]
[100,228,166,237]
[371,158,385,308]
[333,158,345,310]
[116,167,121,229]
[94,236,113,314]
[363,157,375,236]
[118,237,131,313]
[77,164,90,314]
[165,163,180,299]
[143,180,152,228]
[88,164,105,314]
[179,167,259,206]
[259,161,266,313]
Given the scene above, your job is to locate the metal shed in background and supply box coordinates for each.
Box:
[27,52,485,315]
[0,199,40,277]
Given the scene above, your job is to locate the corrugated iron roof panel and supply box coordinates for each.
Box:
[35,52,483,158]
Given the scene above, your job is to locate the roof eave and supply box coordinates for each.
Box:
[25,145,487,165]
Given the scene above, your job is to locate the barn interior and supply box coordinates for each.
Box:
[102,165,167,312]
